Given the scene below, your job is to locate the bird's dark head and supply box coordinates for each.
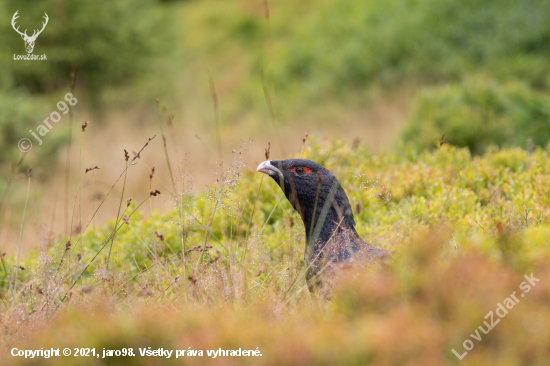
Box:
[257,158,388,288]
[256,159,356,238]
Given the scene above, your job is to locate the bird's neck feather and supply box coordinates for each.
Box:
[303,205,355,243]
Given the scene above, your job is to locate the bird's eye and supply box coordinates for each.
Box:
[291,166,312,175]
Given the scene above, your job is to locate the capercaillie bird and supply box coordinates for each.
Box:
[257,159,389,290]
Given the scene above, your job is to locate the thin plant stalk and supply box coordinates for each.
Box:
[107,160,129,269]
[156,100,176,192]
[64,63,77,234]
[78,127,84,260]
[57,195,152,307]
[13,167,31,300]
[67,136,156,255]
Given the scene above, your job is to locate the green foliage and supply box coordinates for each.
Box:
[0,91,66,175]
[0,91,43,169]
[14,140,550,284]
[0,0,172,94]
[273,0,550,98]
[3,0,550,183]
[158,0,550,127]
[0,0,175,182]
[401,78,550,154]
[3,140,550,365]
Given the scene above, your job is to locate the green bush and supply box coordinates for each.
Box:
[0,0,175,182]
[4,140,550,365]
[0,0,172,95]
[17,139,550,278]
[401,78,550,154]
[0,91,65,174]
[272,0,550,99]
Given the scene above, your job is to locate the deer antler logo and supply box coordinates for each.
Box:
[11,11,49,54]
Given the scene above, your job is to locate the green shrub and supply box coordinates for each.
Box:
[4,140,550,366]
[0,91,65,174]
[401,78,550,154]
[0,0,175,183]
[16,139,550,279]
[0,0,172,95]
[272,0,550,100]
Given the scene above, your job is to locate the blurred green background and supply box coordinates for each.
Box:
[2,0,550,169]
[1,2,550,364]
[1,0,550,250]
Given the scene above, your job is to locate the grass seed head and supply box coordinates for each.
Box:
[265,141,271,160]
[85,166,100,173]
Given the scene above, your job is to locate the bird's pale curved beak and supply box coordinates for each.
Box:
[257,161,282,178]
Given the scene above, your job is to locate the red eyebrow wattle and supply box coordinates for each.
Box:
[291,167,312,174]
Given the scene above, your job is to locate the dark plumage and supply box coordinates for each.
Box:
[257,159,389,289]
